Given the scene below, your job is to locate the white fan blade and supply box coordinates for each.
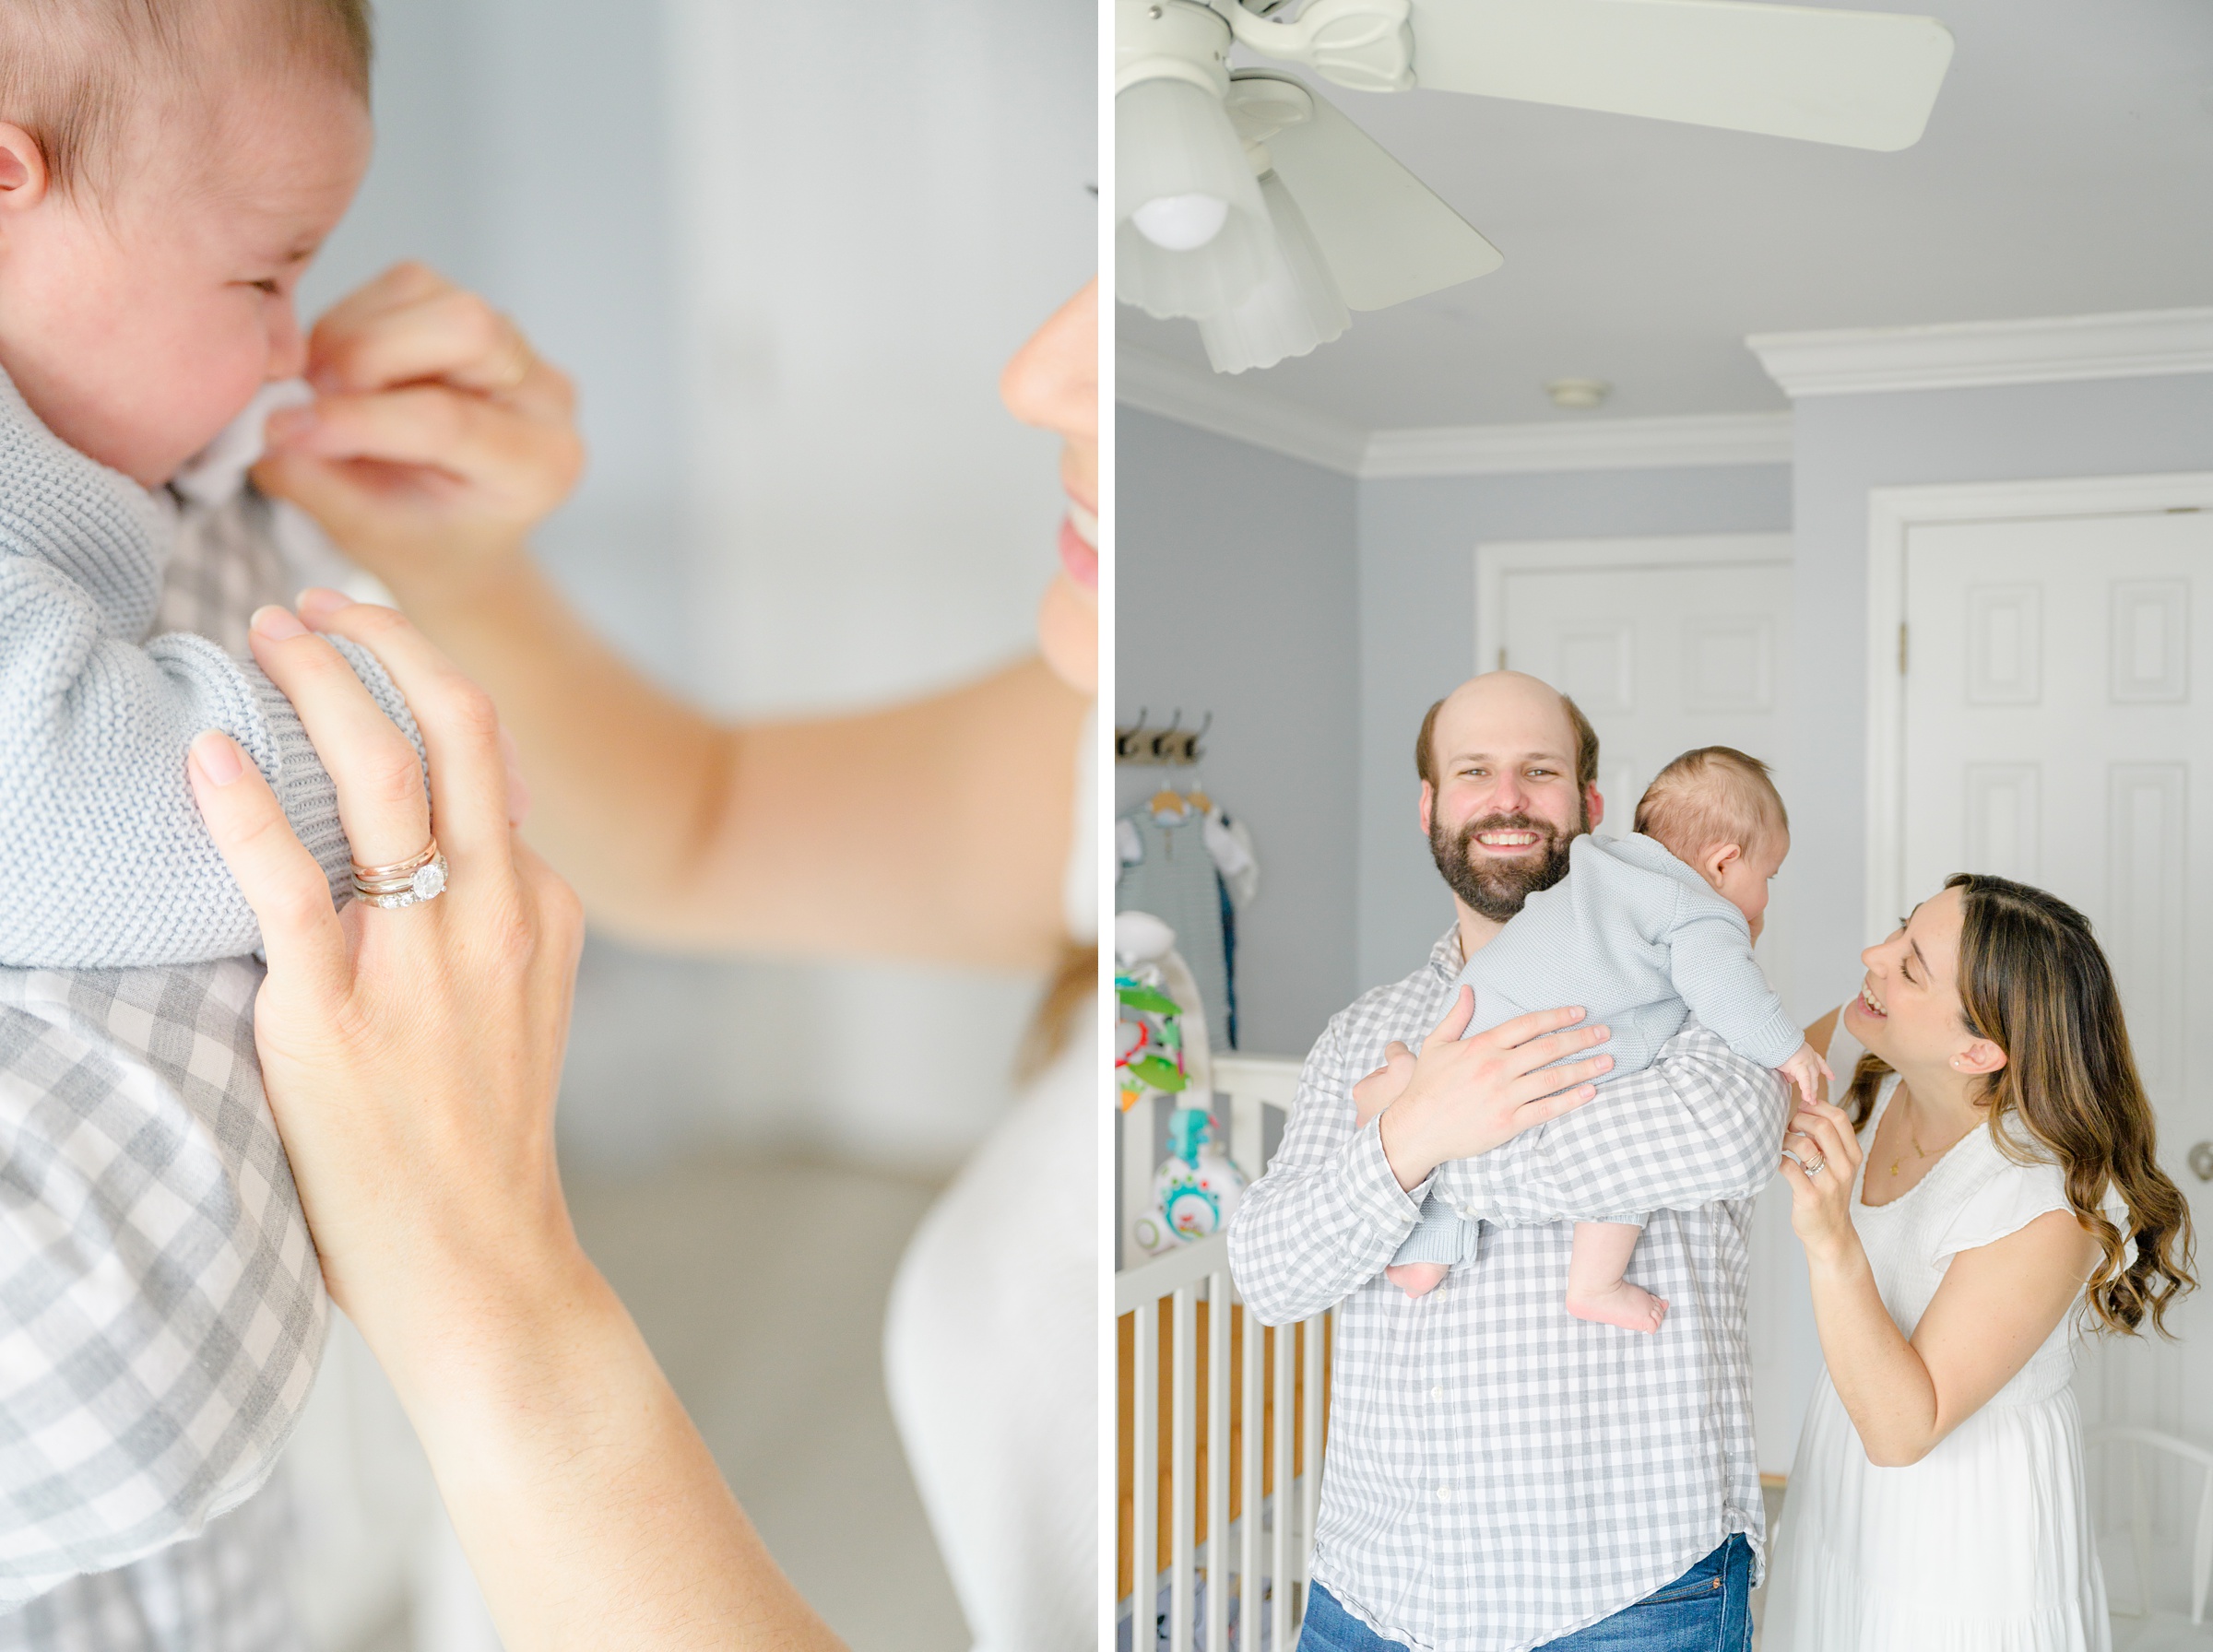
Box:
[1411,0,1955,152]
[1257,77,1504,312]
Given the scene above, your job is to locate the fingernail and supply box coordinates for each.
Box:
[190,730,244,786]
[251,605,307,641]
[297,586,351,623]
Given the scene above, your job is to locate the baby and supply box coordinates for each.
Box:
[1356,747,1828,1332]
[0,0,396,1631]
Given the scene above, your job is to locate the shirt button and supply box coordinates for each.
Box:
[1431,1386,1444,1400]
[1437,1488,1453,1504]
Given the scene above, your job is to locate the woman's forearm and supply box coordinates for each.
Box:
[1805,1243,1942,1467]
[374,1248,842,1652]
[376,552,1084,968]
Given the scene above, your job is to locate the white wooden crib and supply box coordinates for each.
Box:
[1118,1054,1334,1652]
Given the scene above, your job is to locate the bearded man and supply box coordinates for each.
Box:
[1227,671,1792,1652]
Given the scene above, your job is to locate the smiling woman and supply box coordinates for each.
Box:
[1764,875,2195,1651]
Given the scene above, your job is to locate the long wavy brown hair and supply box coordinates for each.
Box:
[1844,873,2195,1337]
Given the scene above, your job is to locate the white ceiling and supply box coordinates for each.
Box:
[1118,0,2213,430]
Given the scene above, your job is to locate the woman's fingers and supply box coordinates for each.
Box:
[309,284,574,418]
[248,607,432,870]
[187,731,350,1000]
[297,595,515,867]
[266,385,579,500]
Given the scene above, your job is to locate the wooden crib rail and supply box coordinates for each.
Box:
[1116,1242,1332,1650]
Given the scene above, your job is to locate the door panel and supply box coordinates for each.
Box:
[1901,510,2213,1554]
[1492,549,1802,1475]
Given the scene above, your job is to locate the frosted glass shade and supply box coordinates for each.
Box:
[1116,76,1272,321]
[1197,171,1350,373]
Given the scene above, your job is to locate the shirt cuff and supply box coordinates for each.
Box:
[1346,1117,1432,1239]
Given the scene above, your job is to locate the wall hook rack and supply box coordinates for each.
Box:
[1116,709,1211,766]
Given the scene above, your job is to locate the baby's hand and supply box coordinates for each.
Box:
[1352,1041,1417,1129]
[1777,1042,1836,1111]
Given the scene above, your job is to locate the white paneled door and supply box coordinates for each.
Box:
[1899,507,2213,1569]
[1477,534,1805,1474]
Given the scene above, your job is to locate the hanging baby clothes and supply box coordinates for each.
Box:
[1117,796,1259,1054]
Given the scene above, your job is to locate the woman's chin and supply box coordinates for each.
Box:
[1842,993,1889,1055]
[1037,573,1095,695]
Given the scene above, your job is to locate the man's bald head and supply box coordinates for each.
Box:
[1415,671,1599,795]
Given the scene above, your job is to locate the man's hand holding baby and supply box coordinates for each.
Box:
[1369,986,1615,1193]
[255,262,583,607]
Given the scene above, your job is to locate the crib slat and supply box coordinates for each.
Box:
[1123,1103,1157,1267]
[1300,1310,1326,1619]
[1241,1297,1263,1649]
[1229,1093,1264,1185]
[1172,1284,1197,1652]
[1272,1320,1295,1652]
[1134,1304,1157,1643]
[1206,1272,1230,1652]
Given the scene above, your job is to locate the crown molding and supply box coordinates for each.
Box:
[1363,410,1793,478]
[1115,344,1367,475]
[1746,307,2213,397]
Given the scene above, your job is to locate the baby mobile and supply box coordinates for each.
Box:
[1116,912,1246,1257]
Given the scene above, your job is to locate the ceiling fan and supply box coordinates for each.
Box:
[1117,0,1956,373]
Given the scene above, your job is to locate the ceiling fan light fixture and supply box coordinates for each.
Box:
[1117,74,1274,320]
[1130,192,1230,253]
[1198,171,1350,374]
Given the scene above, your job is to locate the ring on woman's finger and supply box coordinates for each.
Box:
[1781,1147,1826,1178]
[351,839,450,909]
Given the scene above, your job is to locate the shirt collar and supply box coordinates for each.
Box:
[1426,925,1465,979]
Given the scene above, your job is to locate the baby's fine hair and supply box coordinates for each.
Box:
[0,0,372,199]
[1633,746,1788,862]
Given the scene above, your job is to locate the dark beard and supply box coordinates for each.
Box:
[1429,809,1583,922]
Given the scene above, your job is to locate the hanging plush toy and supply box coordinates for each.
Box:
[1117,912,1247,1257]
[1133,1104,1249,1257]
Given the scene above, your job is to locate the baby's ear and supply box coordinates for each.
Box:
[1698,840,1744,888]
[0,124,49,210]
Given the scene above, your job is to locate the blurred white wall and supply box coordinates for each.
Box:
[303,0,1095,1175]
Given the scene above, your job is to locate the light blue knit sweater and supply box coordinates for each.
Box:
[0,371,419,968]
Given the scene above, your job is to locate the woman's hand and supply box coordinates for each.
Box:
[185,599,587,1340]
[1782,1098,1865,1265]
[254,263,585,608]
[186,599,833,1650]
[1375,987,1614,1192]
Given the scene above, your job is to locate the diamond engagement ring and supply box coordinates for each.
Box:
[1802,1156,1826,1177]
[351,839,449,909]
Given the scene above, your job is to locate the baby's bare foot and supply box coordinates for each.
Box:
[1567,1279,1669,1333]
[1387,1262,1450,1300]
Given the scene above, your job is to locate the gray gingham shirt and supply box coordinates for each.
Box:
[0,486,333,1644]
[1228,928,1792,1652]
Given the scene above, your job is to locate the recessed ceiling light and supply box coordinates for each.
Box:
[1545,378,1611,410]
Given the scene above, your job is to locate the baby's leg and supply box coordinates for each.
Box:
[1385,1199,1465,1300]
[1385,1262,1450,1297]
[1566,1220,1668,1333]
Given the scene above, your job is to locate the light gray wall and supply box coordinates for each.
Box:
[1355,466,1794,990]
[1787,372,2213,1024]
[1116,409,1361,1057]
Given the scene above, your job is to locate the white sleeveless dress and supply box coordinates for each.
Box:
[1763,1026,2112,1652]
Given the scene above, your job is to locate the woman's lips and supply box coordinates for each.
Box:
[1058,505,1097,591]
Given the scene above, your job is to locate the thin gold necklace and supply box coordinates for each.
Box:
[1888,1090,1958,1178]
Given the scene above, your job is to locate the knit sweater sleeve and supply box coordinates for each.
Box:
[1663,893,1804,1068]
[0,390,420,969]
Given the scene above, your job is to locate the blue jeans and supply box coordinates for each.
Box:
[1296,1535,1753,1652]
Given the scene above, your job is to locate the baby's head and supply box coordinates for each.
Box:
[0,0,373,486]
[1634,747,1789,940]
